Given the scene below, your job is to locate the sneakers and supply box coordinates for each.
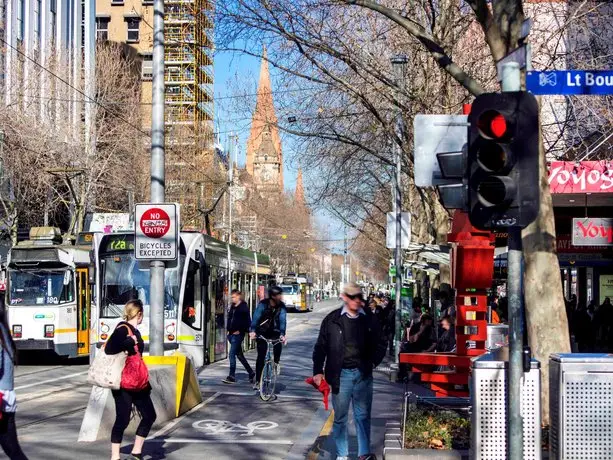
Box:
[358,455,377,460]
[274,363,281,376]
[253,382,260,391]
[248,372,256,384]
[222,376,236,384]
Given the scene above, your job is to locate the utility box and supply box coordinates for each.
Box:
[471,353,541,460]
[550,353,613,460]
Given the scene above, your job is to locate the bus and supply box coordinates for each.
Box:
[6,227,94,358]
[91,231,271,367]
[280,274,314,312]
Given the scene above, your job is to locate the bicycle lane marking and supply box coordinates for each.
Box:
[148,392,222,439]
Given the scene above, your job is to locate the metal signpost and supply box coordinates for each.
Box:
[527,70,613,95]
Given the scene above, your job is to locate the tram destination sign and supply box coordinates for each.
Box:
[134,203,179,260]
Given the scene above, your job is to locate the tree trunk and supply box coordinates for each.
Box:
[521,119,570,426]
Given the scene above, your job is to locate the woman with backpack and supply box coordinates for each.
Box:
[249,286,287,390]
[105,300,156,460]
[0,305,28,459]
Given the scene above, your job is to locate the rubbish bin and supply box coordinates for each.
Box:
[550,353,613,460]
[471,352,541,460]
[486,324,508,351]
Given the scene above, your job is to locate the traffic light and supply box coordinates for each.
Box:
[466,91,540,230]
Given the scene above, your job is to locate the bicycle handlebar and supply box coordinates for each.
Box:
[256,335,285,345]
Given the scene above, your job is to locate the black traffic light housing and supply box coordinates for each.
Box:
[467,91,540,230]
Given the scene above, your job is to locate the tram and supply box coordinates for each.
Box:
[280,273,314,312]
[6,227,94,358]
[90,231,272,367]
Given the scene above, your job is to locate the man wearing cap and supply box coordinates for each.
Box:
[312,282,387,460]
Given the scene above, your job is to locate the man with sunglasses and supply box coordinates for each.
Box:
[312,283,387,460]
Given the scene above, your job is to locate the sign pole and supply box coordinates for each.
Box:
[149,0,166,357]
[391,55,407,363]
[502,61,524,460]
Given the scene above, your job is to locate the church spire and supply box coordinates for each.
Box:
[295,168,306,206]
[245,46,283,191]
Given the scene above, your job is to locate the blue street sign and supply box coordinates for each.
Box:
[526,70,613,95]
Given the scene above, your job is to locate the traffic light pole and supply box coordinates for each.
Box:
[502,62,523,460]
[391,55,407,363]
[149,0,166,357]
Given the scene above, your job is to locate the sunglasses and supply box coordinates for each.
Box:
[345,294,361,300]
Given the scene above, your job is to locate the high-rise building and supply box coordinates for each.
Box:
[95,0,215,228]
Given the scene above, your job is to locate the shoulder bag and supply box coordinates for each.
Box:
[86,325,129,389]
[121,327,149,391]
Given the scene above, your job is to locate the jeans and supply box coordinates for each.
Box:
[228,333,253,378]
[332,368,374,457]
[255,336,282,383]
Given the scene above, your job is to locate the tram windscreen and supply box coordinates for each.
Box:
[9,269,75,306]
[280,284,299,295]
[100,252,181,319]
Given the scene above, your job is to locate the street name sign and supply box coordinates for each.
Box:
[135,203,179,260]
[527,70,613,95]
[386,212,411,249]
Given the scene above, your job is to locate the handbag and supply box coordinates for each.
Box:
[120,327,149,391]
[86,336,128,390]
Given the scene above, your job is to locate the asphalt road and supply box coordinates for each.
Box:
[12,299,406,459]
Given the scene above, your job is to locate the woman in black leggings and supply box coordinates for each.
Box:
[105,300,156,460]
[0,306,28,460]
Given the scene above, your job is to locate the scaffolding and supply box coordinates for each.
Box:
[164,0,215,229]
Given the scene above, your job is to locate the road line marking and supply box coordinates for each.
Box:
[211,391,321,401]
[149,392,221,439]
[306,410,335,460]
[14,370,88,391]
[148,438,294,445]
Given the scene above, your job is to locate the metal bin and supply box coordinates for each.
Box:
[550,353,613,460]
[486,324,509,351]
[471,352,541,460]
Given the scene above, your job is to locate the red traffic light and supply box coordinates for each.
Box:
[477,110,508,140]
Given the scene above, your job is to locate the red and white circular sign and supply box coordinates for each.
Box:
[140,207,171,239]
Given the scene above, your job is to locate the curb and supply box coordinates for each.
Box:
[383,420,469,460]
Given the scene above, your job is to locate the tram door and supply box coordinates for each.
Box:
[76,268,91,355]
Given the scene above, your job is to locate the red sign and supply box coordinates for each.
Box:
[548,161,613,194]
[139,207,170,239]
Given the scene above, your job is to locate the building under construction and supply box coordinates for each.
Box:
[96,0,217,229]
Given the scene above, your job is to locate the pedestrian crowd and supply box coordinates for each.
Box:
[567,295,613,352]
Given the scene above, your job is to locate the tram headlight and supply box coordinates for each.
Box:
[12,325,22,338]
[44,324,55,338]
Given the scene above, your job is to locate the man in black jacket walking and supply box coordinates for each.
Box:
[312,283,387,460]
[223,290,255,384]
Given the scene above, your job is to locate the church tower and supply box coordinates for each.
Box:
[245,48,284,195]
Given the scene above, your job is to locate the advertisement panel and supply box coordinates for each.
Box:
[548,161,613,194]
[572,218,613,247]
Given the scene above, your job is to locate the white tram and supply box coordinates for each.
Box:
[6,227,94,358]
[90,231,272,367]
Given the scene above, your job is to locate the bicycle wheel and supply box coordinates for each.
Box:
[259,361,276,401]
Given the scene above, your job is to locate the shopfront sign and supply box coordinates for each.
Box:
[600,275,613,304]
[548,161,613,194]
[572,218,613,246]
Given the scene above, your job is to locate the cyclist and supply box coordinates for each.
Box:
[249,286,287,390]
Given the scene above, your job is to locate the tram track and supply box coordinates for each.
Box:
[17,406,88,430]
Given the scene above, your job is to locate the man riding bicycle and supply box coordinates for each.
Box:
[249,286,287,390]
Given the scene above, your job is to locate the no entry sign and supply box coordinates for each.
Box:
[135,203,179,260]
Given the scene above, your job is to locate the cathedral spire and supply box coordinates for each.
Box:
[245,46,283,191]
[295,168,306,206]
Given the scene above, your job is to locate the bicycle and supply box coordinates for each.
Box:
[256,335,284,401]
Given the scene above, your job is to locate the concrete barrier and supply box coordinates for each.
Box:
[78,354,202,442]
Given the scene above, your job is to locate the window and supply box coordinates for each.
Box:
[34,0,42,43]
[141,53,152,80]
[111,0,124,5]
[142,0,153,5]
[96,17,110,41]
[16,0,25,41]
[50,0,57,44]
[126,18,140,42]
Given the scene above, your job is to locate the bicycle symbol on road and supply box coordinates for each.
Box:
[192,419,279,437]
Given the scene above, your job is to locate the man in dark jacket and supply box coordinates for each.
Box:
[312,283,387,460]
[223,290,255,384]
